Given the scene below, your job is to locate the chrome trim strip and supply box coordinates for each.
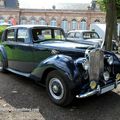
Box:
[7,68,30,77]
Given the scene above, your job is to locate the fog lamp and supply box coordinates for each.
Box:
[90,81,97,89]
[116,73,120,81]
[107,56,113,65]
[103,71,110,81]
[82,59,89,70]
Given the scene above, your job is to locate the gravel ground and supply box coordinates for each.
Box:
[0,72,120,120]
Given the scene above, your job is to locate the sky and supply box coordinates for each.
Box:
[18,0,92,9]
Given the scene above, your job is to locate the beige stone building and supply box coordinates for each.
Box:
[0,0,106,32]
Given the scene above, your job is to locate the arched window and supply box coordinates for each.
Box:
[20,17,27,24]
[50,19,57,27]
[71,19,77,30]
[94,19,100,23]
[61,19,68,33]
[80,19,87,30]
[30,17,36,25]
[0,16,4,24]
[39,18,46,25]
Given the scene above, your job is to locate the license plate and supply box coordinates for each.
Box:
[101,84,115,94]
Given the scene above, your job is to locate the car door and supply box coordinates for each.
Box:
[13,28,36,73]
[2,28,16,69]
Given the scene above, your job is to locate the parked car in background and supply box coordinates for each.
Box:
[0,25,120,106]
[90,23,119,51]
[67,30,118,51]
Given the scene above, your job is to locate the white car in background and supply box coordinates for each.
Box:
[67,30,118,51]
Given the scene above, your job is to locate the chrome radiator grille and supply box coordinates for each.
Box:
[88,49,104,81]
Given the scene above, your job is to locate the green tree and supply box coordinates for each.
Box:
[97,0,120,51]
[0,26,7,41]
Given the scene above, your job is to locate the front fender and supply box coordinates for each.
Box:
[31,54,79,81]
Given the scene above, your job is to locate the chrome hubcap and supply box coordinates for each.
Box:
[52,85,59,93]
[49,78,64,100]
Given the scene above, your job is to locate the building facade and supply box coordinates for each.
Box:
[0,0,106,32]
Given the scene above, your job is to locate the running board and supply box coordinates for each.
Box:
[7,68,30,77]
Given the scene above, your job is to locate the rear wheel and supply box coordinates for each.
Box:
[46,70,74,106]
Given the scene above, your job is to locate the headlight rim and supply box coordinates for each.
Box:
[103,71,110,81]
[107,56,113,65]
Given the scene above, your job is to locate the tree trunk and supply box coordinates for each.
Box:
[105,0,117,51]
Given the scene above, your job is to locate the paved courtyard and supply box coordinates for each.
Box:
[0,72,120,120]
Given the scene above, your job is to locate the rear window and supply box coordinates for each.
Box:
[83,32,100,39]
[6,29,15,41]
[17,28,29,43]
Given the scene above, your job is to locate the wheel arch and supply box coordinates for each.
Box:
[40,67,57,85]
[31,54,80,86]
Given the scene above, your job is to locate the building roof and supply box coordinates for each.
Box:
[19,3,90,10]
[53,3,90,10]
[5,0,18,8]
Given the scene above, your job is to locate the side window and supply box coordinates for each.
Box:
[54,30,64,40]
[6,29,15,41]
[67,32,75,38]
[17,29,29,43]
[75,33,81,38]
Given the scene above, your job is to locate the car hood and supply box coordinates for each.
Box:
[40,40,92,49]
[66,38,103,46]
[35,40,94,58]
[80,38,103,48]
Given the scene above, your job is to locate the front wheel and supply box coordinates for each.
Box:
[46,70,74,106]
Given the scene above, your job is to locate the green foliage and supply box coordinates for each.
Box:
[97,0,120,18]
[116,0,120,18]
[0,26,7,41]
[96,0,106,11]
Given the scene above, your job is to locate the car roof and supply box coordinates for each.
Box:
[68,30,96,33]
[6,25,62,29]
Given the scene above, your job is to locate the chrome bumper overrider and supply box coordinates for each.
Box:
[76,80,120,98]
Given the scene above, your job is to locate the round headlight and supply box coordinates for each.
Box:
[107,56,113,65]
[103,71,110,81]
[82,59,89,70]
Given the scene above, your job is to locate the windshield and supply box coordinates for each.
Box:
[82,32,100,39]
[32,28,65,42]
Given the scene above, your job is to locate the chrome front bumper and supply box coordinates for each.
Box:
[76,80,120,98]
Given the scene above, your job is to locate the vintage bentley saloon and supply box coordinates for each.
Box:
[0,25,120,106]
